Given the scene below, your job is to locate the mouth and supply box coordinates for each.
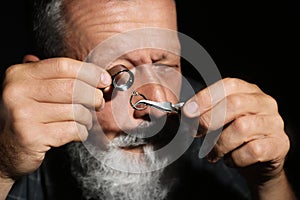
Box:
[120,145,147,154]
[110,113,181,151]
[108,133,149,154]
[111,134,148,148]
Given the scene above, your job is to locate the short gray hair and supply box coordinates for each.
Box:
[31,0,66,58]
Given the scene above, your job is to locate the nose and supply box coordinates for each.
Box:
[132,84,169,119]
[132,65,173,119]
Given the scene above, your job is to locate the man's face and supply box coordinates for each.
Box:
[64,0,181,152]
[63,1,182,199]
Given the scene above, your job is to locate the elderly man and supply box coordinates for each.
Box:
[0,0,297,199]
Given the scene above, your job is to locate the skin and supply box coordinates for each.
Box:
[0,0,296,199]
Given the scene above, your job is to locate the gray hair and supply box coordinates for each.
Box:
[31,0,66,58]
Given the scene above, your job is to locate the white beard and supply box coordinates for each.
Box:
[66,137,173,200]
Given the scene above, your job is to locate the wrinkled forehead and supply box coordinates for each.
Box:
[86,28,181,67]
[62,0,178,59]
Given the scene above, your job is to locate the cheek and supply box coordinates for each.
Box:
[162,75,182,102]
[96,105,116,133]
[95,102,124,136]
[95,94,139,135]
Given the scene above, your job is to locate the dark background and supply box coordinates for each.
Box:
[1,0,299,197]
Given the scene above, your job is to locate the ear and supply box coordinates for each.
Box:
[23,54,40,63]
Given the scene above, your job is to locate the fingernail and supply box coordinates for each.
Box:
[100,73,111,86]
[184,101,199,117]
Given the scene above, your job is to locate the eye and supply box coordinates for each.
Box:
[152,63,176,73]
[107,64,134,91]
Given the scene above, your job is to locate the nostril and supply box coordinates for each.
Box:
[139,114,151,122]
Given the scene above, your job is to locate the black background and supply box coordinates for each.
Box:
[1,0,299,197]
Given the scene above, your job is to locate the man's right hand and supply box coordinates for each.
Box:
[0,56,111,179]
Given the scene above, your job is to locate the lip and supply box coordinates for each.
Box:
[109,130,149,148]
[115,138,148,148]
[120,145,145,153]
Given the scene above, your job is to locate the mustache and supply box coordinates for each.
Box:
[112,113,181,149]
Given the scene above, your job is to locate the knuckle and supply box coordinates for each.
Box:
[249,82,260,91]
[277,116,285,130]
[247,142,264,161]
[282,134,290,153]
[52,125,72,146]
[53,122,87,145]
[224,77,260,92]
[73,104,83,113]
[71,122,88,141]
[74,104,92,120]
[272,115,284,130]
[266,95,278,111]
[55,58,72,75]
[227,94,243,110]
[232,117,250,133]
[4,64,23,79]
[78,125,89,141]
[223,77,241,91]
[52,58,72,76]
[2,83,24,104]
[83,109,92,123]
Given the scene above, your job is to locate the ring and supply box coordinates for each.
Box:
[130,91,148,110]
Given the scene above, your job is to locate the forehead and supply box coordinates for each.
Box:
[62,0,178,59]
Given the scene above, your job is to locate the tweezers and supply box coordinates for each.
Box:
[133,100,185,114]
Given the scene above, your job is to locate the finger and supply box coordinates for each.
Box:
[41,121,89,147]
[228,136,289,167]
[183,78,262,117]
[207,114,284,162]
[13,121,89,150]
[26,79,104,109]
[28,58,111,88]
[17,103,93,130]
[198,92,278,130]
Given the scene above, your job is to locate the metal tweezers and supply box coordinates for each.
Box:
[133,100,185,114]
